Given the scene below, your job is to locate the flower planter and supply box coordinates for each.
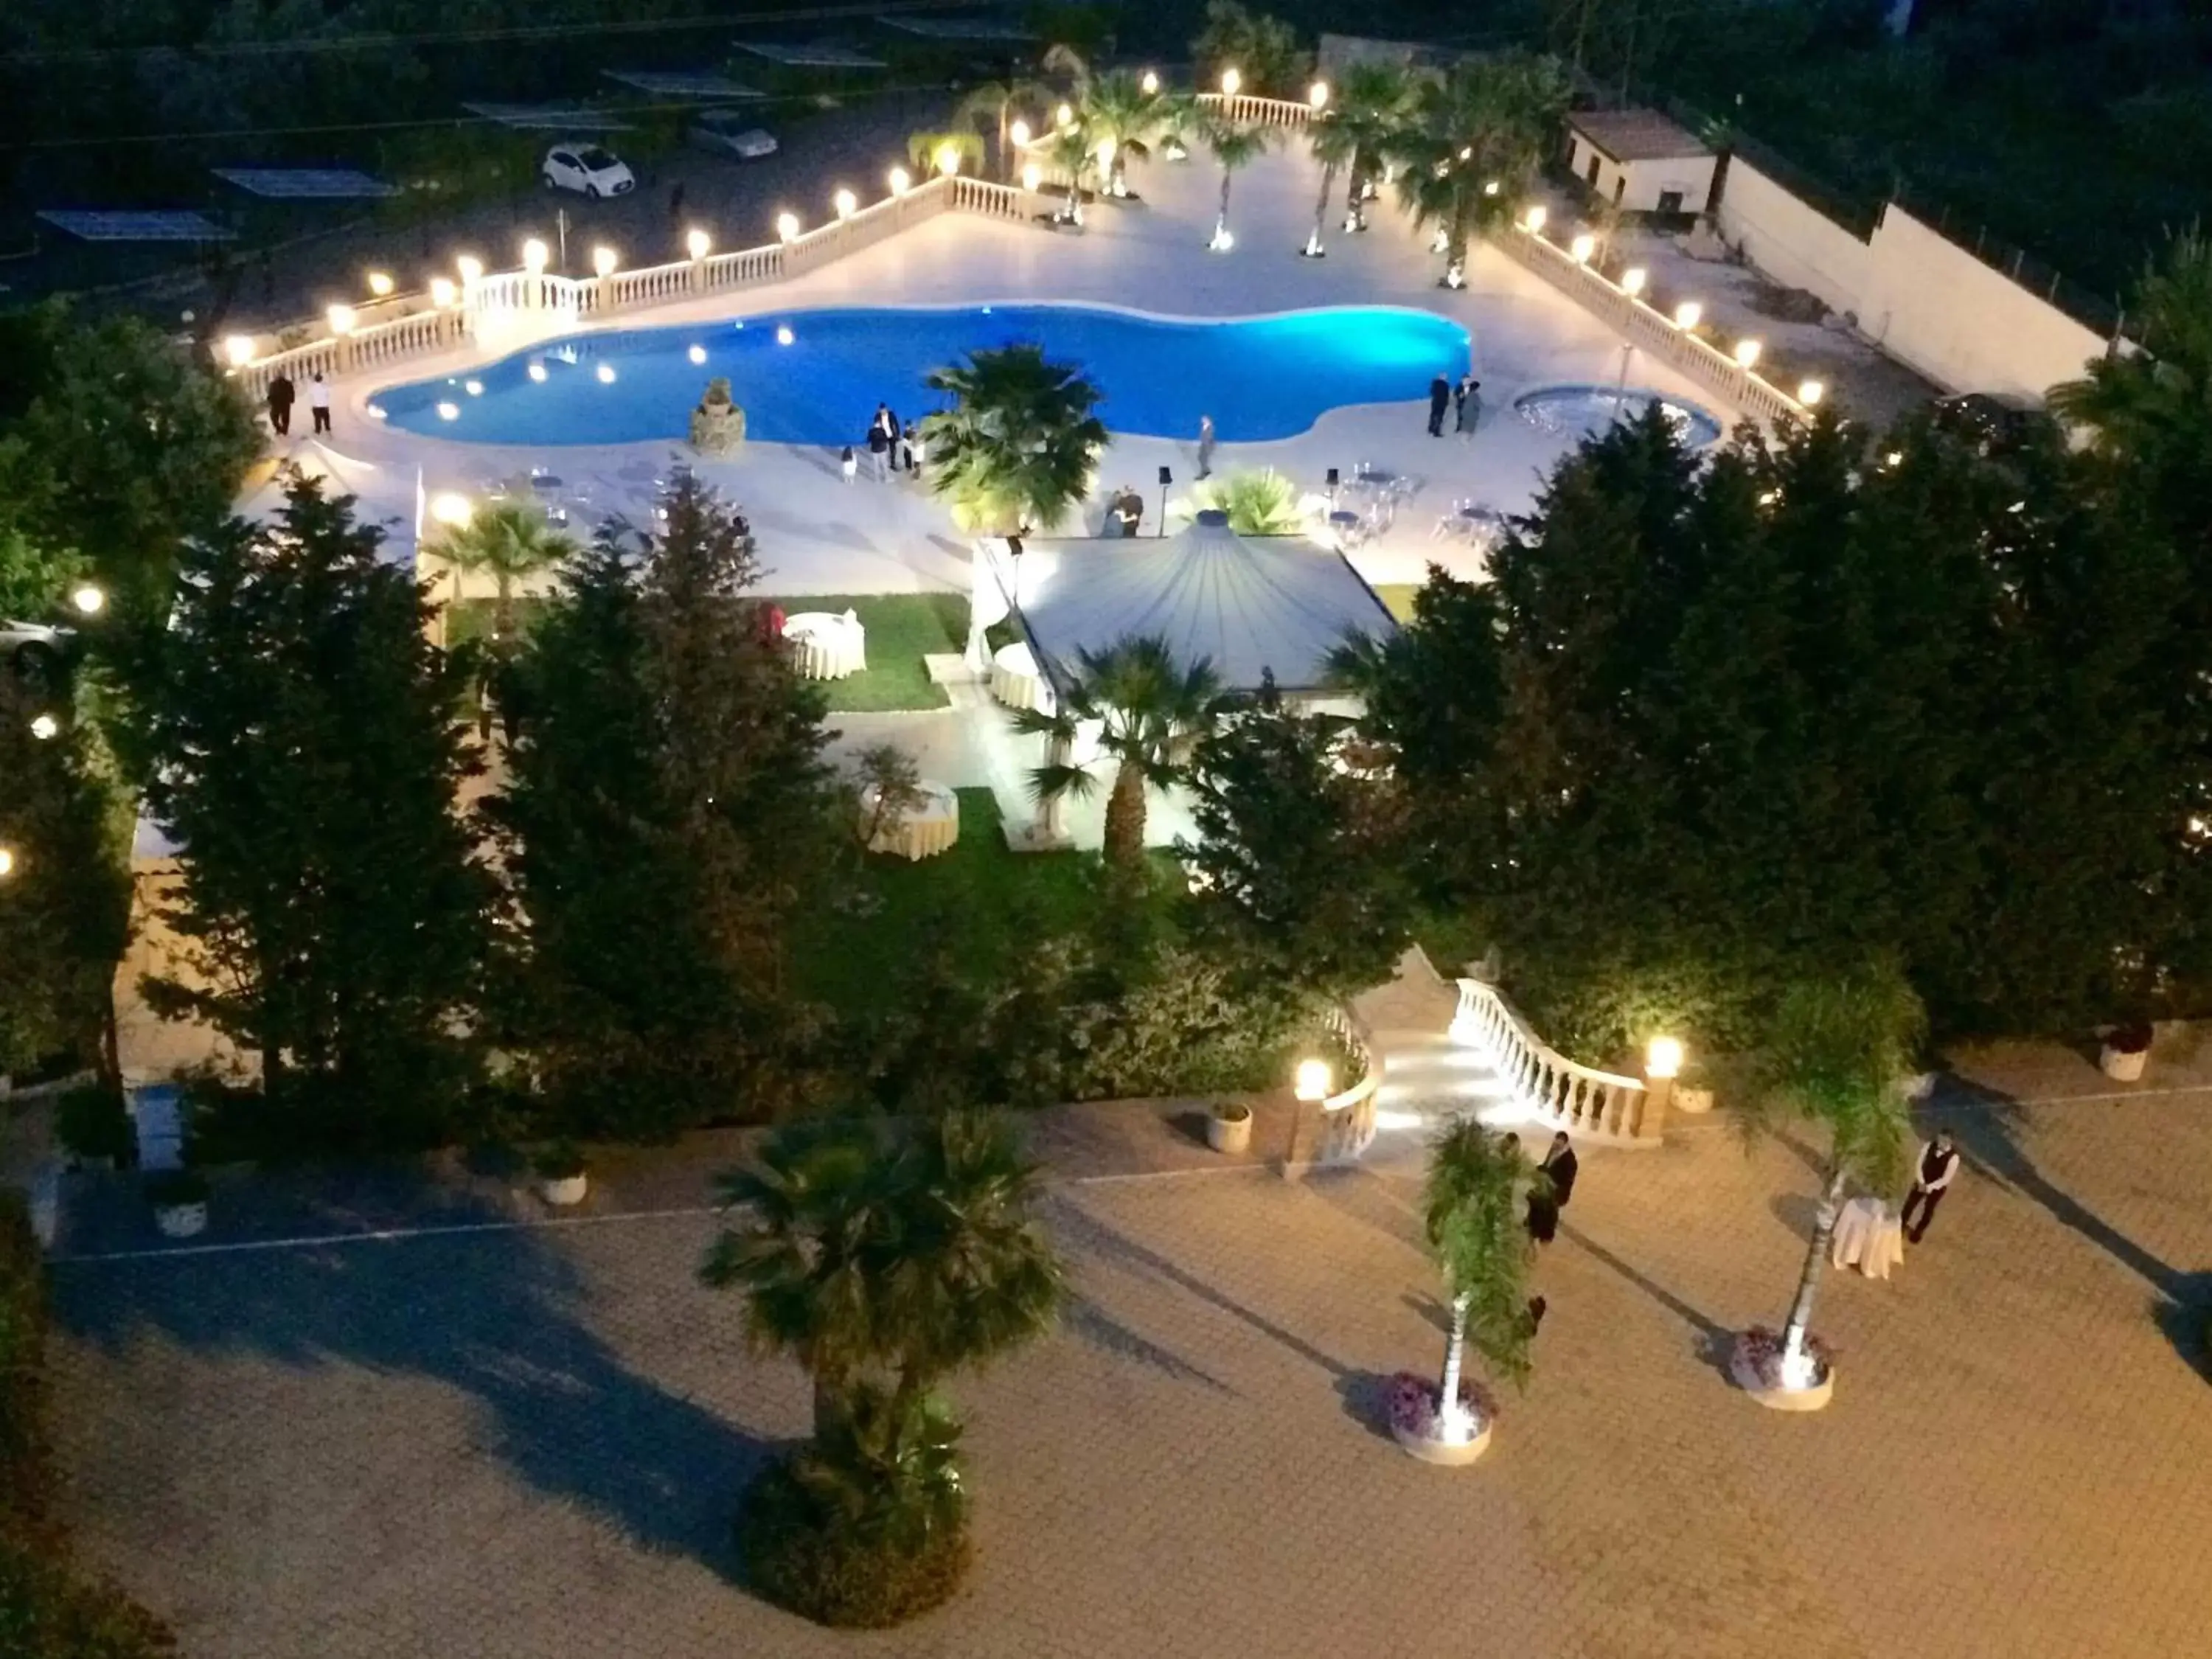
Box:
[538,1172,588,1207]
[154,1201,208,1239]
[2100,1045,2147,1082]
[1206,1107,1252,1155]
[1391,1418,1492,1465]
[1730,1328,1834,1413]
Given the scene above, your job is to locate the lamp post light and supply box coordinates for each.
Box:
[1569,232,1596,263]
[776,211,801,243]
[591,246,619,279]
[1521,204,1547,234]
[0,846,16,880]
[1798,378,1826,408]
[684,228,711,261]
[1641,1034,1683,1137]
[1009,118,1031,149]
[366,270,394,298]
[429,492,473,531]
[456,254,484,286]
[69,584,105,617]
[1673,300,1703,330]
[222,334,256,369]
[1141,69,1159,96]
[1284,1055,1335,1175]
[521,237,548,273]
[1621,265,1647,297]
[325,303,357,336]
[1022,162,1043,193]
[832,187,857,220]
[29,714,59,741]
[429,276,459,310]
[1309,80,1329,111]
[935,142,962,178]
[888,165,911,196]
[1054,102,1073,129]
[1733,338,1762,370]
[1220,66,1241,99]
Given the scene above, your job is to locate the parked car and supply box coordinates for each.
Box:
[687,110,779,161]
[541,143,636,198]
[1930,391,2047,457]
[2,618,71,681]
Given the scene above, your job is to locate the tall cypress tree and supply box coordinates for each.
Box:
[136,479,492,1151]
[493,476,838,1137]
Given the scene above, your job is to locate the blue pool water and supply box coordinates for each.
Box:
[371,304,1472,447]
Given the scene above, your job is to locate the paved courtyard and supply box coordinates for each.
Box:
[46,1072,2212,1658]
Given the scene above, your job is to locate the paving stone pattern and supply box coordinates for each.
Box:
[46,1089,2212,1659]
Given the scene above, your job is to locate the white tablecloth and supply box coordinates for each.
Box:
[1830,1196,1905,1281]
[783,610,866,681]
[989,641,1046,712]
[860,781,959,860]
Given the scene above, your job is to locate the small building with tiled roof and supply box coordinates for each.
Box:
[1565,108,1719,217]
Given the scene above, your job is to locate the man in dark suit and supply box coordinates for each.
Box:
[1526,1131,1579,1245]
[1902,1130,1961,1242]
[1427,373,1452,437]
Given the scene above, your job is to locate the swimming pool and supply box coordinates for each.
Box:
[370,304,1472,447]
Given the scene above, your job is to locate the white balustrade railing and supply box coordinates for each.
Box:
[1310,1003,1382,1165]
[1194,91,1318,128]
[1450,978,1662,1144]
[1490,224,1809,428]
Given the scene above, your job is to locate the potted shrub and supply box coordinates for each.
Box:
[1392,1122,1539,1467]
[1206,1099,1253,1155]
[145,1169,210,1239]
[535,1141,588,1207]
[2101,1022,2153,1082]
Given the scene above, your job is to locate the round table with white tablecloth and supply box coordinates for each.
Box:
[1829,1195,1905,1281]
[859,780,959,860]
[989,641,1047,712]
[782,609,866,681]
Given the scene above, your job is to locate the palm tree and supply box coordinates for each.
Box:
[918,343,1107,534]
[1744,961,1923,1389]
[434,502,572,644]
[1388,53,1568,287]
[905,128,985,181]
[954,76,1054,182]
[1009,634,1229,866]
[701,1109,1062,1426]
[1177,468,1305,535]
[1079,66,1168,197]
[701,1119,890,1432]
[1041,125,1096,224]
[1419,1121,1539,1444]
[2051,226,2212,468]
[1323,61,1417,235]
[1200,111,1276,251]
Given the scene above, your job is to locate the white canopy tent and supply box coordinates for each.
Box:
[970,509,1396,700]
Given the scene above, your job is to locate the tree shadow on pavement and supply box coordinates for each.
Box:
[1062,1293,1238,1397]
[1559,1221,1733,1376]
[1047,1194,1352,1381]
[53,1203,771,1579]
[1933,1077,2210,1377]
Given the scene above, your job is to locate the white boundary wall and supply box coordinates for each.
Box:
[1715,157,2109,402]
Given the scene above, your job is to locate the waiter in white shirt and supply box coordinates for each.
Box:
[1901,1130,1960,1243]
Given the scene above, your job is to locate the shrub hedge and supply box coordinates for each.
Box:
[738,1457,971,1629]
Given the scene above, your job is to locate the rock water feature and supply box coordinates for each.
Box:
[689,378,746,456]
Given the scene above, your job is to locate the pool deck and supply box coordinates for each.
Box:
[291,145,1741,597]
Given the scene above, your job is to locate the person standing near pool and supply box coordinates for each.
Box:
[1456,375,1482,439]
[1427,373,1452,437]
[1197,414,1217,480]
[308,372,333,435]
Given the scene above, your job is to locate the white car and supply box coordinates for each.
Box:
[687,110,779,161]
[540,143,636,198]
[2,619,71,680]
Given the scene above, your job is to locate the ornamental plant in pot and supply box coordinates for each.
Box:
[1730,962,1923,1413]
[145,1169,210,1239]
[535,1141,588,1206]
[1395,1121,1540,1466]
[1206,1099,1253,1155]
[2100,1022,2153,1083]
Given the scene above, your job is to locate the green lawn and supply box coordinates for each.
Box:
[796,789,1104,1018]
[1371,584,1422,624]
[769,592,969,712]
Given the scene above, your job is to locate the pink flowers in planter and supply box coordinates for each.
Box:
[1385,1370,1499,1439]
[1732,1326,1836,1390]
